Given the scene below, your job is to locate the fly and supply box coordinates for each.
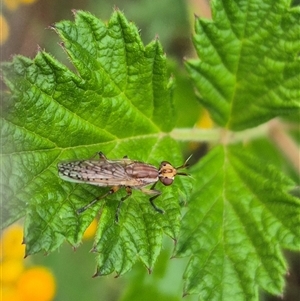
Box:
[57,152,190,222]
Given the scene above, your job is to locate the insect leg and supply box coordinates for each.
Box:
[115,187,132,223]
[77,186,119,214]
[141,183,164,214]
[149,194,164,214]
[97,152,107,160]
[89,151,107,160]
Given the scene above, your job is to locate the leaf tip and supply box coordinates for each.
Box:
[59,42,66,50]
[90,246,97,253]
[170,248,179,260]
[72,246,78,252]
[113,5,120,12]
[92,268,102,278]
[48,23,56,30]
[71,9,78,16]
[36,45,43,53]
[147,267,153,274]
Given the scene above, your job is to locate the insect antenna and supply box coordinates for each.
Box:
[175,154,192,176]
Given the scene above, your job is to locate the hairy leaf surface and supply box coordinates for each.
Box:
[0,10,190,275]
[186,0,300,130]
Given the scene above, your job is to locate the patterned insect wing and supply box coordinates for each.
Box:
[58,159,131,186]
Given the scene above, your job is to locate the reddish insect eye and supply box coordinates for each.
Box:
[160,177,173,186]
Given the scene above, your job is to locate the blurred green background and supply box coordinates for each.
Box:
[1,0,299,300]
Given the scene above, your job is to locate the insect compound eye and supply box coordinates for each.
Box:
[160,177,174,186]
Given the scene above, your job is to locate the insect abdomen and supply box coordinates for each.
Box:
[124,163,158,186]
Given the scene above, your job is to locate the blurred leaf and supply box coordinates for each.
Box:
[0,10,191,275]
[175,145,300,300]
[124,0,190,51]
[186,0,300,130]
[246,135,299,183]
[122,284,179,301]
[120,239,192,301]
[168,60,202,128]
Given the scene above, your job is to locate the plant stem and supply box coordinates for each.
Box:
[170,122,271,143]
[170,119,300,175]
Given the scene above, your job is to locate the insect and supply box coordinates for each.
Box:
[57,152,190,222]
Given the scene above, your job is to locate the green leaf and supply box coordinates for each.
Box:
[175,145,300,300]
[0,10,191,275]
[186,0,300,130]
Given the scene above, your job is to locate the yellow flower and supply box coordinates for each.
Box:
[83,218,98,239]
[20,0,38,4]
[16,266,56,301]
[2,285,23,301]
[1,224,25,260]
[3,0,20,11]
[4,0,38,10]
[0,14,9,45]
[196,109,213,129]
[0,259,24,283]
